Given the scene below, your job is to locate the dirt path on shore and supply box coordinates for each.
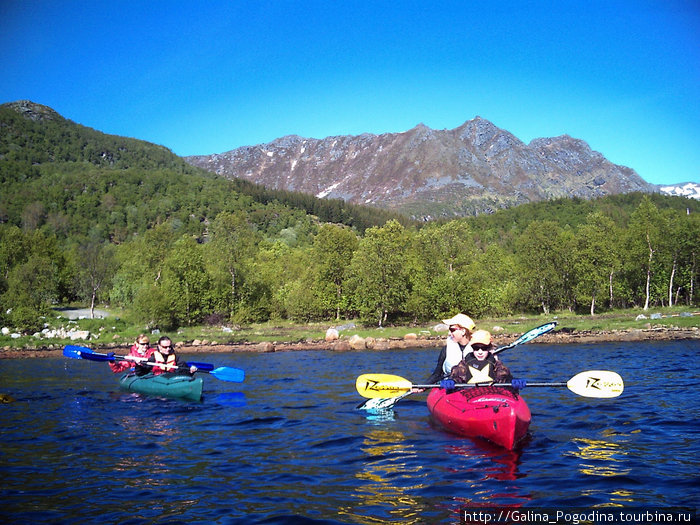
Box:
[3,327,698,359]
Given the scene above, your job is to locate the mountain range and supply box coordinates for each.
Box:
[185,118,672,219]
[658,182,700,200]
[2,99,693,221]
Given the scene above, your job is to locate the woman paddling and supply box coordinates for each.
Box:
[426,313,476,384]
[108,334,154,376]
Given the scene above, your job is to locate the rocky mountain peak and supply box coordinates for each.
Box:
[1,100,64,123]
[181,118,659,219]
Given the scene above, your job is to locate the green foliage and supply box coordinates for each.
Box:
[1,102,698,335]
[348,220,413,326]
[160,236,212,326]
[8,305,48,333]
[1,102,401,246]
[311,224,359,319]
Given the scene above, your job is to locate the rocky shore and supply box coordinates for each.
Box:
[2,326,698,359]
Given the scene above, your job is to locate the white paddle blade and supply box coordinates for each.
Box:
[355,373,413,398]
[567,370,624,398]
[357,392,411,410]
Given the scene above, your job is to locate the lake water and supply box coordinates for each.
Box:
[1,340,698,524]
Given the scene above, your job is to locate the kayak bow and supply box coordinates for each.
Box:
[426,385,531,449]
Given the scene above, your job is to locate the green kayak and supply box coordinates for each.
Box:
[119,372,203,402]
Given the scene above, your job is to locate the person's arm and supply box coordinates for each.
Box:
[109,360,130,373]
[493,360,512,382]
[426,346,447,384]
[449,361,468,383]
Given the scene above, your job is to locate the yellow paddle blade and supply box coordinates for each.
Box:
[567,370,624,398]
[355,373,413,398]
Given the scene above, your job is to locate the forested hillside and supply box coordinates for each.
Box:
[0,101,409,242]
[1,101,698,333]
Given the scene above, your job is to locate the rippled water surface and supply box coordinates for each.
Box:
[1,340,698,524]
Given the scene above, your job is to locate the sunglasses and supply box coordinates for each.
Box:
[160,345,172,349]
[449,326,463,333]
[472,344,489,351]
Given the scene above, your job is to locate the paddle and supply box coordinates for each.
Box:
[357,321,557,410]
[356,370,624,399]
[492,321,557,355]
[63,345,245,383]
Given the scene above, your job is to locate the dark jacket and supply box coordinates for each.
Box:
[449,352,512,383]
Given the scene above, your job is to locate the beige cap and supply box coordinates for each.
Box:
[441,313,475,331]
[470,329,492,346]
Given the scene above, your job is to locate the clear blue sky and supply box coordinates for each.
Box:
[1,1,698,185]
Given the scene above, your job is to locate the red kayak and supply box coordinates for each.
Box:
[426,386,531,449]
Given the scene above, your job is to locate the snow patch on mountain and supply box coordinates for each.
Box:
[659,182,700,200]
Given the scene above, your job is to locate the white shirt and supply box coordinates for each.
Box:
[442,336,471,375]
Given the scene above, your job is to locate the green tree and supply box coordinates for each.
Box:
[75,242,117,318]
[206,211,261,320]
[109,222,178,309]
[311,224,359,320]
[574,212,617,315]
[0,225,28,292]
[133,283,174,330]
[626,196,662,309]
[514,220,565,314]
[161,236,211,326]
[407,221,478,321]
[656,209,699,306]
[348,220,412,326]
[255,242,311,321]
[469,244,518,318]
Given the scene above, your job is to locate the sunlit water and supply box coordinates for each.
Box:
[1,340,698,524]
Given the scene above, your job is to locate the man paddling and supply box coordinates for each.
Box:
[149,336,197,375]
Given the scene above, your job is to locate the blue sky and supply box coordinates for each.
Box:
[1,1,698,186]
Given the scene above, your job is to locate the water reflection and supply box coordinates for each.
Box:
[445,443,522,482]
[567,437,631,477]
[343,428,429,525]
[448,442,532,509]
[213,391,247,407]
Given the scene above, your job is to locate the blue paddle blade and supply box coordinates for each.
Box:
[77,351,113,362]
[63,345,115,362]
[210,367,245,382]
[515,321,557,344]
[63,345,113,361]
[186,361,214,372]
[63,345,85,359]
[357,391,412,410]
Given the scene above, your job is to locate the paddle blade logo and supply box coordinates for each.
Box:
[568,370,624,398]
[355,374,411,398]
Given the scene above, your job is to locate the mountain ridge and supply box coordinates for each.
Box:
[185,118,658,218]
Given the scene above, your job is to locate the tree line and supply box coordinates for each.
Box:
[1,194,697,333]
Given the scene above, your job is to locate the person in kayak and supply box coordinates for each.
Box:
[108,334,154,376]
[426,313,476,384]
[149,336,197,375]
[448,329,513,384]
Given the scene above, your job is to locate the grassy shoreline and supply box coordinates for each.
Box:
[1,307,699,355]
